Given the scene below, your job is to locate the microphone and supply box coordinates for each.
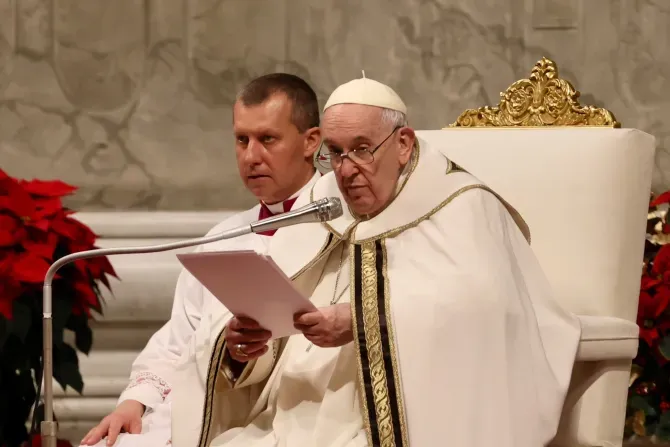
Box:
[38,197,342,447]
[251,196,343,234]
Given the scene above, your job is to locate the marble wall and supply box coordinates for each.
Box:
[0,0,669,210]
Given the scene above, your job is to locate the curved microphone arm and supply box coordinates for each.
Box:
[39,196,342,447]
[39,224,252,447]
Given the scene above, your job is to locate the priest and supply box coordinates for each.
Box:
[170,77,581,447]
[80,73,322,447]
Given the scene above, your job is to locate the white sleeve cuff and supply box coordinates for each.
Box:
[118,372,172,410]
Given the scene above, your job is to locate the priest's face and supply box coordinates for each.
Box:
[233,93,320,204]
[321,104,415,216]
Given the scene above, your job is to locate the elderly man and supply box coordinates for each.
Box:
[170,77,581,447]
[80,73,322,447]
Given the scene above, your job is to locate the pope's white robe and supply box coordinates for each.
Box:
[170,139,581,447]
[79,174,320,447]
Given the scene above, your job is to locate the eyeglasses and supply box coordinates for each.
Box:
[317,126,400,169]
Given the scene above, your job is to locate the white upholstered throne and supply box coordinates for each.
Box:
[420,57,656,447]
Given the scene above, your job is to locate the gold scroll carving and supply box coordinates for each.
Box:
[448,57,620,128]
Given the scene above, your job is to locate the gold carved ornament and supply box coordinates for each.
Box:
[448,57,620,128]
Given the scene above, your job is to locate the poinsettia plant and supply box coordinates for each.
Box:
[626,191,670,442]
[0,168,116,447]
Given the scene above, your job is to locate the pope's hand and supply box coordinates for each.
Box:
[80,399,144,446]
[293,303,353,348]
[225,316,272,362]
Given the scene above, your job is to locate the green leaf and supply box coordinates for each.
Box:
[66,311,93,354]
[630,394,658,418]
[52,286,75,348]
[660,335,670,360]
[9,300,32,342]
[0,315,8,351]
[75,324,93,355]
[657,411,670,440]
[53,344,84,394]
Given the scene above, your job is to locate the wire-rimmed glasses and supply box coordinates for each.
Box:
[317,126,400,170]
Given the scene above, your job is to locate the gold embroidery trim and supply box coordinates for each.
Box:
[381,239,409,445]
[354,184,531,244]
[197,328,228,447]
[350,243,373,447]
[360,241,396,446]
[198,335,283,446]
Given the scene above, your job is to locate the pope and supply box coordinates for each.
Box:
[170,77,582,447]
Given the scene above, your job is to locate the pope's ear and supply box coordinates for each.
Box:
[397,127,415,164]
[303,127,321,158]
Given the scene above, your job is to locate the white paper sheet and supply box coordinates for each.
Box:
[176,250,317,338]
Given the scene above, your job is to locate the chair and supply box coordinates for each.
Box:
[417,57,655,446]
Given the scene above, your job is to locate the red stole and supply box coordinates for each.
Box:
[257,197,298,236]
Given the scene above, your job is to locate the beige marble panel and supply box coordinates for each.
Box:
[1,0,669,210]
[287,0,519,129]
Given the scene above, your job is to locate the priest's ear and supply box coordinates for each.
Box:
[396,127,416,165]
[302,126,322,159]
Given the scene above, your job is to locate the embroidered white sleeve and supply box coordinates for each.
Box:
[124,371,171,400]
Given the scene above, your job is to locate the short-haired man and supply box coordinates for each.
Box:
[80,73,322,446]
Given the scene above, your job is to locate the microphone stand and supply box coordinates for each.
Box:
[40,224,252,447]
[39,197,341,447]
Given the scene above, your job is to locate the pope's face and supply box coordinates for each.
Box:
[321,104,415,217]
[233,93,320,204]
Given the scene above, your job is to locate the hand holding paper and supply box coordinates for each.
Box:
[293,302,354,348]
[176,250,316,339]
[225,316,272,362]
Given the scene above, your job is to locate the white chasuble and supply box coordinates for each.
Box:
[172,139,581,447]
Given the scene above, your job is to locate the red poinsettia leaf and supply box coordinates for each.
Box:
[21,231,59,260]
[20,178,77,198]
[0,278,22,319]
[642,274,662,291]
[50,218,80,241]
[654,287,670,318]
[0,298,12,319]
[12,252,51,283]
[69,216,97,244]
[639,291,657,319]
[73,281,101,309]
[653,245,670,276]
[89,255,118,279]
[0,214,27,247]
[98,273,111,290]
[52,216,96,245]
[0,181,37,219]
[640,327,660,347]
[652,191,670,207]
[72,259,88,277]
[33,196,64,220]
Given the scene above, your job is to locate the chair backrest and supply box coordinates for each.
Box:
[416,57,655,322]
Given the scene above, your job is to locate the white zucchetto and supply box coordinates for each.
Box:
[324,75,407,114]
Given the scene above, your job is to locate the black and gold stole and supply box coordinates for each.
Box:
[351,240,409,447]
